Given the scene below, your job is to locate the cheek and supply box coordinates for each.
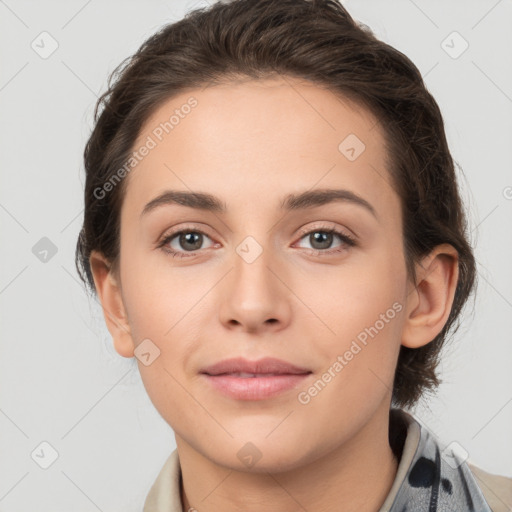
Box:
[301,249,406,394]
[301,247,405,339]
[119,247,214,392]
[296,283,405,439]
[119,234,206,341]
[119,261,202,425]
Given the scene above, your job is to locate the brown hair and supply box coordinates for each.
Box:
[75,0,476,410]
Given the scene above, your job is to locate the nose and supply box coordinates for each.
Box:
[218,243,292,334]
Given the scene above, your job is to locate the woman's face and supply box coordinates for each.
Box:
[114,77,410,470]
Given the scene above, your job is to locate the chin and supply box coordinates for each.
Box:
[198,433,314,474]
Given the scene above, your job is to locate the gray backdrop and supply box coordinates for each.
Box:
[1,0,511,510]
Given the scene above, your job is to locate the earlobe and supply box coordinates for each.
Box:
[89,250,135,358]
[401,244,459,350]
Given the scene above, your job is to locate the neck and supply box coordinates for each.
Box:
[177,406,399,512]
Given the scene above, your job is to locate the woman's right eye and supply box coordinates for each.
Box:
[158,229,216,259]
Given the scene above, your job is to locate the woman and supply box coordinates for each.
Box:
[75,0,512,510]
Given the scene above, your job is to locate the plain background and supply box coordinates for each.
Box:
[0,0,511,510]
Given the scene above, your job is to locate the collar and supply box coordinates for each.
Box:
[143,408,492,511]
[380,408,491,511]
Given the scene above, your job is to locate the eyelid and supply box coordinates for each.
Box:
[158,222,353,243]
[159,222,214,240]
[295,221,355,240]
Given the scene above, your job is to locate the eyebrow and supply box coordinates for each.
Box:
[140,188,377,219]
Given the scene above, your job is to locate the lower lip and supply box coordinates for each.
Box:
[201,373,311,400]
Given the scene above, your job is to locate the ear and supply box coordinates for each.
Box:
[401,243,459,349]
[89,250,135,358]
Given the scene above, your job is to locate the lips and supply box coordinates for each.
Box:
[200,357,312,376]
[200,357,313,400]
[224,372,282,378]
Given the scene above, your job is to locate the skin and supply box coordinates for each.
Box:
[90,76,459,512]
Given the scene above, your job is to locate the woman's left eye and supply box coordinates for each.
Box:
[294,227,356,255]
[158,225,356,259]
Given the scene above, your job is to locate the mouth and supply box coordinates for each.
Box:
[213,372,292,378]
[200,356,312,376]
[200,357,312,400]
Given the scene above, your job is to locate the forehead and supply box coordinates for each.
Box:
[135,76,383,156]
[122,76,397,221]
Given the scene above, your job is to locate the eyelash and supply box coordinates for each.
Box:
[157,224,357,259]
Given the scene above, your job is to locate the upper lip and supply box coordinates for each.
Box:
[200,357,312,376]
